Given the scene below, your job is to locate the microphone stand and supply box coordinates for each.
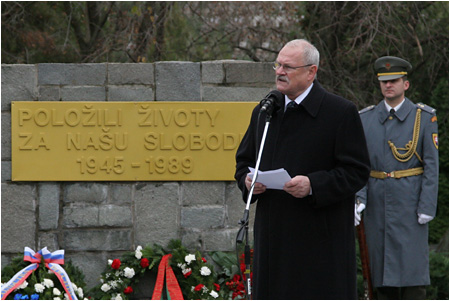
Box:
[236,106,274,300]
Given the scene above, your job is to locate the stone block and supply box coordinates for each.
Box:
[201,61,225,84]
[225,61,274,84]
[225,182,256,228]
[108,85,153,101]
[67,252,109,288]
[61,86,106,101]
[38,63,107,86]
[181,206,225,229]
[1,160,11,182]
[180,229,203,251]
[108,63,154,85]
[64,183,108,204]
[63,206,99,228]
[181,182,225,205]
[155,62,201,101]
[1,183,36,252]
[202,86,272,102]
[1,64,37,111]
[1,112,11,160]
[99,205,132,227]
[39,86,60,101]
[63,229,132,251]
[203,229,236,251]
[39,183,60,230]
[110,183,132,205]
[38,232,59,251]
[134,182,180,246]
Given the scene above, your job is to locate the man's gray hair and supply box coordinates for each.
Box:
[285,39,320,68]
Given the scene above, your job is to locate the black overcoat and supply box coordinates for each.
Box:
[235,81,370,299]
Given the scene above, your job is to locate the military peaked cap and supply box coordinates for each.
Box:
[374,56,412,81]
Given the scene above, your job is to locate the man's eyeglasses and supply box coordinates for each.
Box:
[273,62,313,72]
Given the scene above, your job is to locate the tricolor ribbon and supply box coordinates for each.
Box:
[1,247,78,300]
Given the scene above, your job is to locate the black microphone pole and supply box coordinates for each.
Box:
[237,99,277,300]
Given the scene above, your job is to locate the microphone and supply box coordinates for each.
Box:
[260,90,283,113]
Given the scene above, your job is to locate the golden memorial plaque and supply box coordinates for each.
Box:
[11,101,257,181]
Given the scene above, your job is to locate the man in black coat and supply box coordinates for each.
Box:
[235,39,371,299]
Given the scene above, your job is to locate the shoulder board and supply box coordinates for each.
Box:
[359,105,375,114]
[416,102,436,114]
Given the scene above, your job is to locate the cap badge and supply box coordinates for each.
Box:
[385,62,391,70]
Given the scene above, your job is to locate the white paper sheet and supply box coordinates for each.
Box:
[248,167,292,190]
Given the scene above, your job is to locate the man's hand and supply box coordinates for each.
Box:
[283,175,311,198]
[245,175,266,195]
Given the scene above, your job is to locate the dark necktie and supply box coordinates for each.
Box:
[286,101,298,110]
[390,108,396,115]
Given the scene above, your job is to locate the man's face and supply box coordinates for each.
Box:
[379,77,409,103]
[275,46,316,100]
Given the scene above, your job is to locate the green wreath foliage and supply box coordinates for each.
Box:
[87,239,244,300]
[1,254,87,300]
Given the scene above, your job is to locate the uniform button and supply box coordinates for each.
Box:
[389,116,393,120]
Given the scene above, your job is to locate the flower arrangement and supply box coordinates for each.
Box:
[87,240,226,300]
[87,243,166,300]
[166,240,222,300]
[210,249,254,300]
[1,249,86,300]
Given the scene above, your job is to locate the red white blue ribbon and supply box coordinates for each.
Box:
[1,247,78,300]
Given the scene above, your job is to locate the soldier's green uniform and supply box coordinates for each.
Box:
[356,56,439,299]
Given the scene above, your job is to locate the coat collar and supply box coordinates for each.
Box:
[377,98,415,123]
[298,80,325,117]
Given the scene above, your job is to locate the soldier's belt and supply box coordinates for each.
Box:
[370,167,424,179]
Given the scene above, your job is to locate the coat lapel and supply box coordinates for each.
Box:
[299,80,326,118]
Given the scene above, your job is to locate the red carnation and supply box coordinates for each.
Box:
[214,283,220,291]
[111,259,121,270]
[202,257,207,263]
[183,270,192,278]
[124,286,133,294]
[194,284,205,291]
[140,258,150,268]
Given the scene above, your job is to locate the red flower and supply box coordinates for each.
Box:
[183,270,192,278]
[194,284,204,291]
[214,283,220,291]
[202,257,207,263]
[124,286,133,294]
[140,258,150,268]
[111,259,121,270]
[240,263,246,273]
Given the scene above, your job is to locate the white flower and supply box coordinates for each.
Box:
[71,282,78,291]
[200,266,211,276]
[53,298,61,300]
[191,286,195,292]
[202,286,208,293]
[53,288,62,296]
[182,268,191,275]
[124,267,135,278]
[35,283,45,293]
[77,287,84,298]
[108,259,113,266]
[136,245,143,252]
[113,293,123,300]
[64,293,68,299]
[101,283,111,292]
[135,250,143,259]
[185,254,196,264]
[210,290,219,298]
[43,278,54,288]
[109,280,118,289]
[18,280,28,289]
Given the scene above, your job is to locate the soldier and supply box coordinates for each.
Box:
[355,56,439,299]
